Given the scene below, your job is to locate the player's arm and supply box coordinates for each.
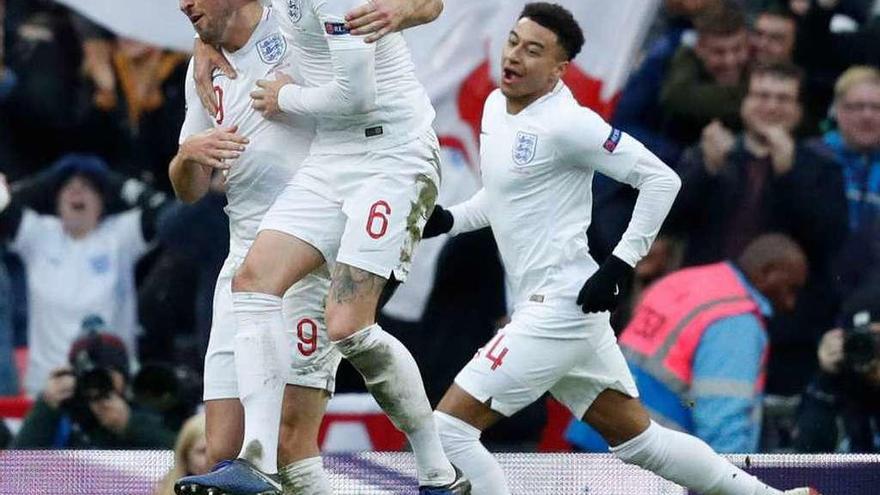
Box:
[422,188,490,239]
[191,37,236,115]
[564,107,681,313]
[171,62,247,204]
[265,1,378,118]
[345,0,443,42]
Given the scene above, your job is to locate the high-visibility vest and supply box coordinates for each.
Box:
[619,262,766,428]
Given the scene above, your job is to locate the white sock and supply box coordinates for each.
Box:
[280,457,333,495]
[611,421,783,495]
[233,292,291,474]
[435,411,510,495]
[334,324,455,486]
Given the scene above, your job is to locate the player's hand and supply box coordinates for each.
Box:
[251,72,294,119]
[43,367,76,410]
[576,255,633,314]
[758,125,795,176]
[179,125,248,170]
[817,328,845,374]
[193,37,236,115]
[89,392,131,435]
[422,204,454,238]
[345,0,420,43]
[700,120,735,176]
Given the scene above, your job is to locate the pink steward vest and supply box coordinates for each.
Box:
[620,263,765,394]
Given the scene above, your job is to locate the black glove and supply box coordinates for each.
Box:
[577,255,634,313]
[422,205,454,239]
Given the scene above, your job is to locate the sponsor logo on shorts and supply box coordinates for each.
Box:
[512,131,538,166]
[365,126,384,138]
[324,22,351,35]
[603,127,622,153]
[256,32,287,65]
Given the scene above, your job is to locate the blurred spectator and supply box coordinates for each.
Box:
[822,66,880,296]
[12,332,176,449]
[669,62,848,394]
[612,0,718,165]
[750,4,798,65]
[0,154,169,395]
[76,37,187,193]
[154,414,209,495]
[659,0,750,146]
[794,0,880,130]
[140,180,228,366]
[568,234,807,452]
[795,286,880,452]
[0,1,85,179]
[0,255,18,395]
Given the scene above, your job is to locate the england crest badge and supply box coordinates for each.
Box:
[512,131,538,166]
[287,0,302,23]
[257,33,287,65]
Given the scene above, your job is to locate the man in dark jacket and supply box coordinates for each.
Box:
[12,330,175,449]
[669,61,849,395]
[795,286,880,453]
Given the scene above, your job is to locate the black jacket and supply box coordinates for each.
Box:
[796,370,880,453]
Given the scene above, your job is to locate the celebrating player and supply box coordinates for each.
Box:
[185,0,469,494]
[172,2,336,494]
[422,4,818,495]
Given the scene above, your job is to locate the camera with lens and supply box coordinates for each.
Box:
[842,310,880,377]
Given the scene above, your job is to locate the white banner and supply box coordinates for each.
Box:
[54,0,196,52]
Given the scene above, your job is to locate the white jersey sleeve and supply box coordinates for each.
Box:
[179,60,215,143]
[103,210,150,262]
[10,209,48,259]
[557,106,681,267]
[448,188,491,236]
[278,0,377,117]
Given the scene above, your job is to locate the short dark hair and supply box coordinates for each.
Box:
[519,2,585,61]
[757,1,798,23]
[750,61,805,100]
[694,0,747,37]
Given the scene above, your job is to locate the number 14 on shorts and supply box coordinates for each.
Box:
[475,333,508,370]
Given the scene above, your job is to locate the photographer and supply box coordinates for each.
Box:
[794,287,880,453]
[12,330,175,449]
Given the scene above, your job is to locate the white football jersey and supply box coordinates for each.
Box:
[454,82,676,333]
[273,0,435,154]
[12,210,147,396]
[179,7,315,260]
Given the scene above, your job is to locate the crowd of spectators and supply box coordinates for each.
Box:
[0,0,879,457]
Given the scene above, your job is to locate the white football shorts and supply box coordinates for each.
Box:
[203,256,341,400]
[258,129,441,282]
[454,304,639,419]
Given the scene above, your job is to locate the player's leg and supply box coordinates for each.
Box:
[586,391,811,495]
[326,132,465,491]
[278,268,338,495]
[230,230,324,475]
[435,326,589,495]
[277,385,332,495]
[205,399,244,465]
[326,263,460,490]
[435,385,510,495]
[577,338,800,495]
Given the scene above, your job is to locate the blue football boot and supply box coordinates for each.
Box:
[175,459,282,495]
[419,466,471,494]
